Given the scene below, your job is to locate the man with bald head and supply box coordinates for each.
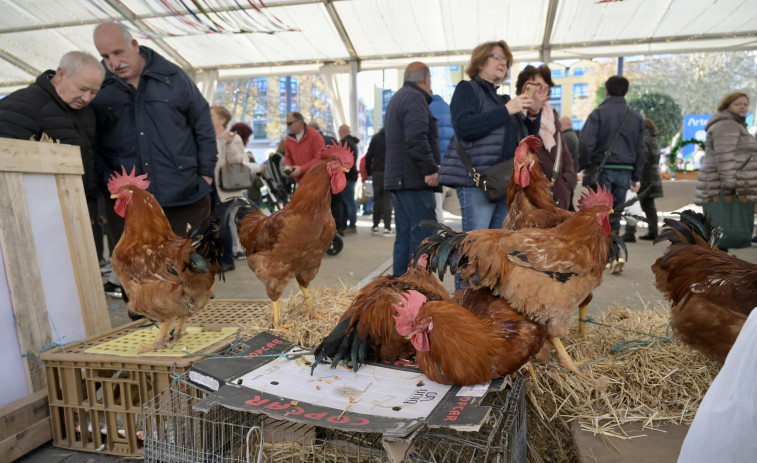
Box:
[383,61,441,276]
[91,21,216,300]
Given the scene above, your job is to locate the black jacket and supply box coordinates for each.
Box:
[365,128,386,175]
[383,81,440,191]
[91,46,216,207]
[0,71,98,198]
[340,134,360,182]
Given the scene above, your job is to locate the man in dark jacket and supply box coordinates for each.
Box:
[365,128,393,235]
[384,61,440,276]
[338,124,360,233]
[92,22,217,299]
[0,50,105,263]
[579,75,645,273]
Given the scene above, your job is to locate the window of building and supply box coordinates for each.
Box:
[572,67,587,77]
[573,83,589,99]
[551,68,565,78]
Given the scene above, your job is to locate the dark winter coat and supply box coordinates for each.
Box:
[535,110,577,210]
[0,71,98,199]
[578,96,646,182]
[438,76,533,188]
[341,134,360,182]
[365,128,386,175]
[383,81,440,191]
[91,46,217,208]
[640,128,663,199]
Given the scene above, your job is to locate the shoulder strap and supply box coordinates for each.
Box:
[551,132,562,183]
[598,107,631,168]
[454,136,481,186]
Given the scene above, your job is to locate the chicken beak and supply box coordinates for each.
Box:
[110,194,118,199]
[342,168,350,173]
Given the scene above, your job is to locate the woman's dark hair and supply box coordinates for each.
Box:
[231,122,253,145]
[514,64,554,95]
[644,118,658,136]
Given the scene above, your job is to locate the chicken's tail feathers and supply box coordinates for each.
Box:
[311,318,367,374]
[414,221,466,281]
[233,196,262,226]
[609,232,629,262]
[655,209,721,248]
[187,204,224,279]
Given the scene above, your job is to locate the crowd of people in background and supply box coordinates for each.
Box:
[0,25,754,301]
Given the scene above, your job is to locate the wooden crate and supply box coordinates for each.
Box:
[40,299,265,456]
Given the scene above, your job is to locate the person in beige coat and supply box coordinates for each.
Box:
[210,105,247,271]
[694,92,757,248]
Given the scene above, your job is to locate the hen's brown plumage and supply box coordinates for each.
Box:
[504,135,573,231]
[236,146,353,333]
[311,257,449,372]
[110,171,220,353]
[652,211,757,363]
[394,289,547,386]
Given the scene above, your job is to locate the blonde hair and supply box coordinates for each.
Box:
[465,41,512,81]
[717,92,749,112]
[210,106,232,127]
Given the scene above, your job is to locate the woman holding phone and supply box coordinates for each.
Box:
[438,40,536,232]
[514,64,577,210]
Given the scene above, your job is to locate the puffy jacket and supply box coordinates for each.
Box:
[0,71,98,199]
[438,77,530,188]
[695,110,757,204]
[429,94,454,155]
[91,46,217,208]
[384,81,440,191]
[578,96,646,182]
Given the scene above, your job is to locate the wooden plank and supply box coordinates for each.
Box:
[56,175,111,336]
[0,172,52,393]
[0,390,49,441]
[0,138,82,175]
[0,418,51,462]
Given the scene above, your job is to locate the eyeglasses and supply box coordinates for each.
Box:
[286,120,296,126]
[489,53,508,63]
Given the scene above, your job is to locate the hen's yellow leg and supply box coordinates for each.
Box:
[140,322,173,354]
[272,300,294,336]
[173,316,188,341]
[550,336,591,381]
[300,286,324,320]
[577,303,589,338]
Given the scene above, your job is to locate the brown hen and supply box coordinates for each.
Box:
[236,144,354,334]
[652,210,757,363]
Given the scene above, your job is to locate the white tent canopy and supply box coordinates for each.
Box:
[1,0,756,128]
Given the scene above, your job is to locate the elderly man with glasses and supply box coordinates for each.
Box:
[283,111,326,184]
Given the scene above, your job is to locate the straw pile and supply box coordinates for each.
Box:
[525,302,719,463]
[237,289,719,463]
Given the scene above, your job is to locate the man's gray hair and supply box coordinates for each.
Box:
[405,65,430,84]
[93,22,134,44]
[58,51,105,79]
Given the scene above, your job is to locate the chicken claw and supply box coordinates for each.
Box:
[300,286,325,320]
[139,322,173,354]
[550,336,591,381]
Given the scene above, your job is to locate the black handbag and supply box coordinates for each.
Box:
[454,136,512,203]
[582,108,631,187]
[219,163,253,191]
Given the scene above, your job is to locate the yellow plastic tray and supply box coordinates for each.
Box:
[84,326,239,357]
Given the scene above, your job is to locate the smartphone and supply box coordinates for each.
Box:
[524,82,537,98]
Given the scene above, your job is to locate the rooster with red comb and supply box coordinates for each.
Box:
[235,143,354,335]
[108,167,223,353]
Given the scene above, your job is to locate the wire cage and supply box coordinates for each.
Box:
[143,373,526,463]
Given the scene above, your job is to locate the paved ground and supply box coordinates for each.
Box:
[18,179,757,462]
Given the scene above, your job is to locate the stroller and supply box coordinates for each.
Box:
[258,153,343,256]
